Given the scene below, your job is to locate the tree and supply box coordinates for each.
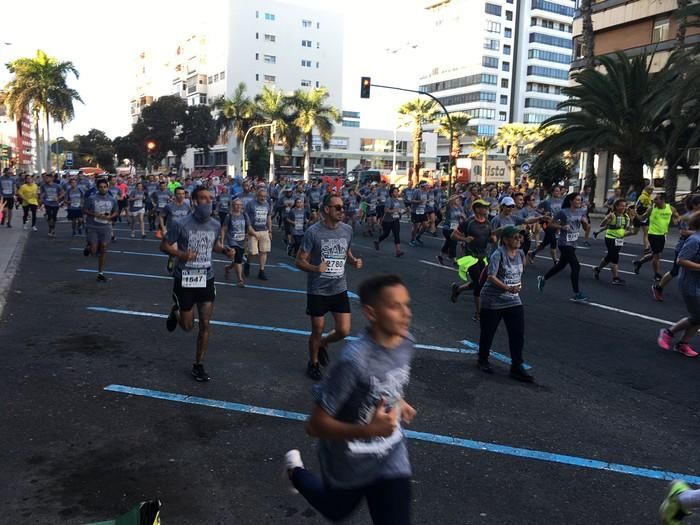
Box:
[579,0,597,199]
[534,52,669,192]
[529,156,572,190]
[470,136,498,185]
[139,95,188,168]
[255,86,297,179]
[3,49,82,172]
[496,123,539,186]
[212,82,256,167]
[437,112,472,181]
[286,87,341,182]
[398,98,440,184]
[182,105,218,167]
[67,128,115,170]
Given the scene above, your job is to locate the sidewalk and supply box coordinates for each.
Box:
[0,225,29,319]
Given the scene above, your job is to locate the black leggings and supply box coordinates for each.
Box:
[292,468,410,524]
[479,305,524,367]
[378,220,400,245]
[45,206,59,229]
[441,229,457,258]
[603,237,622,265]
[544,245,580,293]
[23,205,37,227]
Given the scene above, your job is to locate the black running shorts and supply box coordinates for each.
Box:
[306,291,351,317]
[173,277,216,311]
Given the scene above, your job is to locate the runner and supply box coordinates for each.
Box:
[221,198,249,287]
[373,186,405,257]
[283,274,415,524]
[0,168,17,227]
[660,480,700,524]
[39,172,64,237]
[343,188,359,232]
[83,178,118,282]
[450,199,493,321]
[536,192,589,302]
[409,182,428,247]
[216,184,232,224]
[128,182,147,239]
[286,198,308,257]
[144,175,159,232]
[162,187,193,273]
[244,187,272,281]
[162,186,235,382]
[477,225,533,382]
[653,195,700,301]
[296,194,363,380]
[592,198,633,285]
[65,178,85,236]
[528,185,563,264]
[633,193,679,281]
[152,181,172,239]
[631,184,654,253]
[657,211,700,358]
[362,183,379,237]
[437,194,466,266]
[17,173,39,231]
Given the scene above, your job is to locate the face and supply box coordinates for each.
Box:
[526,195,536,207]
[70,180,77,187]
[232,201,242,213]
[572,195,582,208]
[159,183,166,190]
[257,191,267,203]
[502,203,514,214]
[194,189,213,206]
[174,189,185,202]
[324,196,345,220]
[552,187,561,198]
[295,199,303,208]
[363,284,412,338]
[136,183,144,191]
[503,235,522,250]
[97,183,108,195]
[474,205,488,218]
[654,196,664,207]
[614,200,627,214]
[514,195,524,208]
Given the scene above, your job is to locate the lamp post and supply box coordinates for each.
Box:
[241,122,276,180]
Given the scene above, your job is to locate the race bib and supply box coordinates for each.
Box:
[566,231,579,242]
[181,269,207,288]
[94,200,112,224]
[294,217,304,231]
[450,221,459,230]
[416,206,425,215]
[133,198,143,208]
[233,232,245,242]
[323,256,346,277]
[392,211,400,219]
[615,238,624,246]
[70,196,81,208]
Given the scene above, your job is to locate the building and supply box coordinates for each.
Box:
[0,106,33,171]
[414,0,574,163]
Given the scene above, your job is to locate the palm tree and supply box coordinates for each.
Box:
[286,87,341,182]
[535,52,669,192]
[4,49,82,171]
[496,123,539,186]
[212,82,256,168]
[398,98,440,184]
[579,0,597,197]
[254,85,297,179]
[470,136,498,185]
[437,112,472,182]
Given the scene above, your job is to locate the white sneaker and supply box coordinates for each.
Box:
[23,223,28,230]
[283,449,304,494]
[130,231,135,238]
[32,226,38,232]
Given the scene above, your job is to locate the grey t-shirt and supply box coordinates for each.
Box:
[225,212,248,248]
[129,190,146,211]
[85,193,118,228]
[678,233,700,297]
[162,201,191,227]
[0,176,16,197]
[556,208,586,247]
[66,188,84,210]
[480,247,525,310]
[166,214,221,280]
[301,221,354,296]
[153,190,171,210]
[490,213,523,231]
[312,330,415,489]
[40,183,62,207]
[288,208,307,236]
[245,200,271,231]
[382,198,402,222]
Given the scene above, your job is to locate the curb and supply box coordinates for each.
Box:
[0,229,29,319]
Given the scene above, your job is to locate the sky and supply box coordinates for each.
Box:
[1,0,427,140]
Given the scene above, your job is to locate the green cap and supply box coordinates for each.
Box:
[500,225,521,239]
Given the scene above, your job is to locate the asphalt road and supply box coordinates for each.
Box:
[1,217,698,524]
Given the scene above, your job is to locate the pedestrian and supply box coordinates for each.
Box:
[528,185,563,265]
[659,480,700,524]
[631,184,654,252]
[40,172,64,237]
[592,198,633,285]
[162,187,193,273]
[296,194,363,380]
[162,186,235,382]
[128,182,147,239]
[83,178,118,282]
[17,173,39,231]
[0,168,17,227]
[477,225,533,382]
[221,198,249,287]
[374,186,405,257]
[633,192,680,281]
[536,192,589,302]
[65,178,85,236]
[286,198,308,257]
[243,187,272,281]
[152,180,172,239]
[284,274,416,524]
[657,211,700,358]
[437,194,465,266]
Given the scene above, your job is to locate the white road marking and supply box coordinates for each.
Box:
[585,302,673,326]
[534,256,636,276]
[419,259,455,271]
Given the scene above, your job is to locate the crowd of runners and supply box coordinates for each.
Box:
[2,165,699,524]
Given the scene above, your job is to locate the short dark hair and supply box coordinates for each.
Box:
[322,194,341,208]
[191,186,209,201]
[359,274,406,306]
[174,186,185,194]
[96,178,108,187]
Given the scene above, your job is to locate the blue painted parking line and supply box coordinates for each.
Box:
[86,306,526,367]
[104,384,700,485]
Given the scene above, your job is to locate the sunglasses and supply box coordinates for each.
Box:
[330,205,345,211]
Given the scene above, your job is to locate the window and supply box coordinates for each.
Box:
[529,33,573,49]
[302,39,312,47]
[263,54,276,64]
[468,108,496,119]
[342,120,360,128]
[419,73,497,93]
[265,12,275,21]
[506,0,513,3]
[208,76,213,84]
[255,73,259,81]
[652,16,670,43]
[501,78,509,88]
[199,95,207,105]
[500,95,508,105]
[503,44,511,55]
[264,34,276,42]
[502,61,510,72]
[301,79,312,87]
[528,49,572,64]
[220,71,225,79]
[531,0,575,17]
[316,81,320,87]
[504,27,512,38]
[263,74,276,83]
[525,97,559,110]
[255,32,259,39]
[524,113,549,124]
[527,65,569,80]
[484,38,499,50]
[317,42,320,49]
[499,111,507,121]
[559,23,569,32]
[302,19,312,27]
[437,91,497,106]
[486,21,501,33]
[317,22,320,28]
[526,82,562,94]
[255,10,259,18]
[485,3,502,16]
[213,73,219,81]
[255,53,259,60]
[316,61,320,68]
[301,59,312,67]
[482,56,499,68]
[506,10,513,21]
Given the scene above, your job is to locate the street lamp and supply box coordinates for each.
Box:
[146,141,156,173]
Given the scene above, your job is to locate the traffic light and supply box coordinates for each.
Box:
[146,140,156,152]
[360,77,371,99]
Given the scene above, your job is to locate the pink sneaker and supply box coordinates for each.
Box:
[657,329,674,351]
[675,342,699,358]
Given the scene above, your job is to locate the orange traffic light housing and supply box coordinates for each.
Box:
[360,77,371,99]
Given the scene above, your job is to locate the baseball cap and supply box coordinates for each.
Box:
[472,199,490,208]
[500,225,521,239]
[501,196,516,206]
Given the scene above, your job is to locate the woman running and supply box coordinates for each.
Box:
[592,198,633,285]
[437,194,466,266]
[374,186,405,257]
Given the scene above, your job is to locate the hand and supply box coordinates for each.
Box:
[465,236,475,243]
[562,225,571,231]
[178,249,197,263]
[318,260,328,273]
[225,247,236,259]
[400,400,417,425]
[268,231,272,240]
[508,284,522,294]
[352,258,363,269]
[367,399,399,438]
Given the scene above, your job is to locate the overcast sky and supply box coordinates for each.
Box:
[1,0,426,140]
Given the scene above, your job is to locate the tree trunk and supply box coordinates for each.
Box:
[15,119,22,169]
[303,131,311,183]
[412,126,422,185]
[45,110,51,172]
[580,0,595,68]
[665,155,679,202]
[618,156,645,193]
[584,150,596,207]
[481,152,487,185]
[508,144,518,186]
[34,114,42,173]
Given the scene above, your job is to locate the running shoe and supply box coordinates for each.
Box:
[654,273,663,282]
[652,284,664,302]
[258,270,268,281]
[243,261,250,277]
[96,272,107,282]
[581,240,591,247]
[436,255,445,266]
[476,360,493,374]
[510,365,534,383]
[472,312,480,322]
[396,251,405,258]
[450,282,460,303]
[408,240,416,247]
[611,277,625,286]
[155,230,163,239]
[166,304,178,332]
[592,267,600,280]
[633,260,642,274]
[592,231,599,240]
[527,251,536,265]
[658,329,674,351]
[23,223,28,230]
[415,238,424,246]
[319,345,330,367]
[572,292,589,302]
[675,342,699,358]
[130,231,135,238]
[536,275,546,292]
[373,240,380,251]
[659,480,692,525]
[191,363,210,382]
[306,361,322,381]
[141,234,146,239]
[283,449,304,493]
[166,256,174,273]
